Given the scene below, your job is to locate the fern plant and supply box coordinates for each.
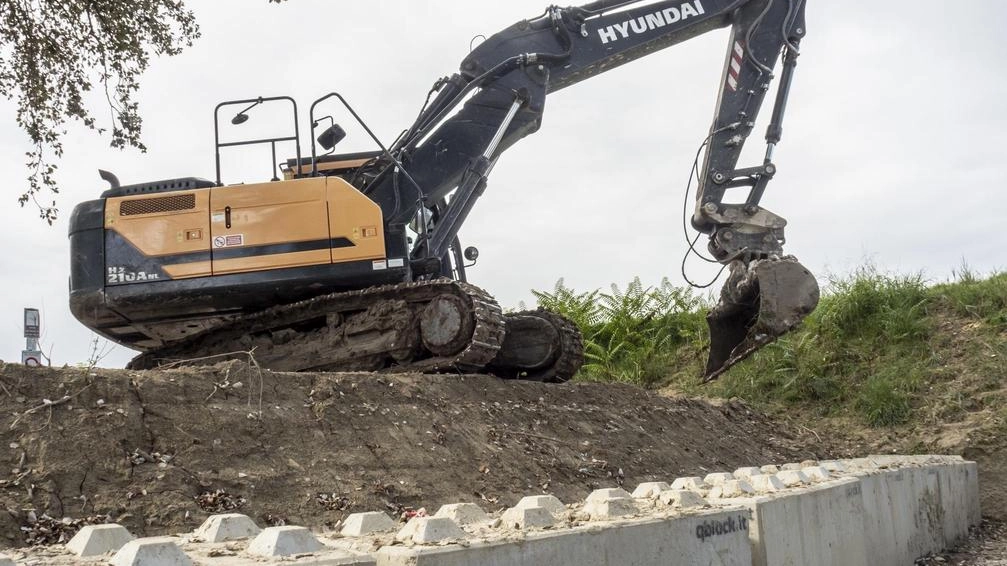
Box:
[531,278,601,329]
[535,276,707,386]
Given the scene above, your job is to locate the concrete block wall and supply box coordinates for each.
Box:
[377,510,752,566]
[845,455,980,564]
[2,455,978,566]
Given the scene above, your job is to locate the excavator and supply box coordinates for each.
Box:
[68,0,819,383]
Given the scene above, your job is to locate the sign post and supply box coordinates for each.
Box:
[22,308,42,367]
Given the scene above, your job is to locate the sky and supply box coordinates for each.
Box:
[0,0,1004,368]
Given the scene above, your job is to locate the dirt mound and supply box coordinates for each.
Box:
[0,362,811,547]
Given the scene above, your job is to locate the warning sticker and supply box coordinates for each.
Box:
[213,234,244,248]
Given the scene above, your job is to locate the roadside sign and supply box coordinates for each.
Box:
[23,308,43,367]
[24,308,40,339]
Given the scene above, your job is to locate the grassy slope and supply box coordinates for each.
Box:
[534,269,1007,435]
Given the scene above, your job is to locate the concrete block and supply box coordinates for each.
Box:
[500,506,556,529]
[792,478,867,566]
[434,503,489,526]
[670,476,709,492]
[0,556,11,566]
[66,523,134,557]
[733,467,763,480]
[583,488,637,520]
[818,460,846,474]
[193,513,260,542]
[582,498,637,520]
[847,457,880,470]
[800,459,819,468]
[185,541,373,565]
[585,487,633,503]
[917,465,950,556]
[248,525,324,557]
[515,495,565,516]
[709,480,756,499]
[853,464,950,565]
[750,474,786,494]
[657,489,706,509]
[376,507,752,566]
[776,469,811,487]
[341,511,398,536]
[110,537,192,566]
[780,463,803,471]
[932,462,973,548]
[703,472,735,486]
[802,466,832,482]
[867,455,907,468]
[854,469,901,566]
[631,481,670,499]
[965,461,981,527]
[396,517,466,544]
[759,465,780,474]
[717,476,868,566]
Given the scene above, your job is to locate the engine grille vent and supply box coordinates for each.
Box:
[119,194,196,216]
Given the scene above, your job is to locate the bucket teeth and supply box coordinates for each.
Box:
[704,256,819,381]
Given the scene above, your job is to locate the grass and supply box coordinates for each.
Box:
[531,265,1007,429]
[533,277,706,386]
[933,264,1007,329]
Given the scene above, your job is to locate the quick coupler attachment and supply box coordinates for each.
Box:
[704,256,820,382]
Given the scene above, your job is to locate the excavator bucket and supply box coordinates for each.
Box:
[704,257,820,382]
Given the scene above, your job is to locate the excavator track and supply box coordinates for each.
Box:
[128,279,510,374]
[488,309,584,383]
[533,309,585,383]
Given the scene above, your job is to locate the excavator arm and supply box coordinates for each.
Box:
[356,0,818,380]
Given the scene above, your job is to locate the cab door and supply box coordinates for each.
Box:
[210,177,331,275]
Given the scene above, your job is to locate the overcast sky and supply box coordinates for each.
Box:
[0,0,1004,367]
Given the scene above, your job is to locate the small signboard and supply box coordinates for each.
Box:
[24,308,40,339]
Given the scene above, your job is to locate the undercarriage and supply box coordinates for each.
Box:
[127,279,584,383]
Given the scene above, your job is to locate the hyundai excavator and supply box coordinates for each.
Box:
[68,0,819,382]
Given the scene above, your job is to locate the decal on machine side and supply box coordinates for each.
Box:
[213,234,245,248]
[108,267,161,284]
[596,0,706,44]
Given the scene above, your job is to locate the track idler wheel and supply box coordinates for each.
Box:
[419,294,476,356]
[488,309,584,383]
[704,256,820,382]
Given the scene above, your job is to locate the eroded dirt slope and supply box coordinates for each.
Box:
[0,362,811,547]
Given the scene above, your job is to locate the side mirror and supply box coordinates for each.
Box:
[317,124,346,150]
[464,246,480,262]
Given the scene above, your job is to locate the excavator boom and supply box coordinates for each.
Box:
[373,0,819,378]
